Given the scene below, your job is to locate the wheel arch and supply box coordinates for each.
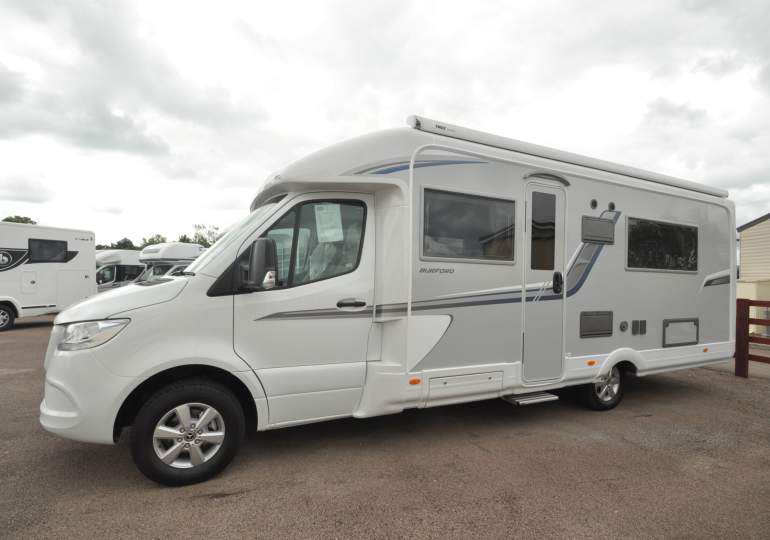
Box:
[599,347,643,378]
[0,297,21,318]
[114,364,259,442]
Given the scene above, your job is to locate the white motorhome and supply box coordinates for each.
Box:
[136,242,205,282]
[96,250,145,293]
[0,222,95,330]
[40,116,735,485]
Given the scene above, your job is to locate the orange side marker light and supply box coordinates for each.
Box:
[587,360,597,366]
[703,347,709,353]
[409,377,421,385]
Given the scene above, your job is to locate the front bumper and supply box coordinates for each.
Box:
[40,331,134,445]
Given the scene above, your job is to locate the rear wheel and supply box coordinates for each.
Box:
[0,304,15,331]
[130,379,245,486]
[583,365,624,410]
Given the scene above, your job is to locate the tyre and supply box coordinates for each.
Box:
[130,379,245,486]
[0,304,15,331]
[583,365,624,411]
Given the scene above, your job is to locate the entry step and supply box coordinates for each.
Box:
[502,392,559,406]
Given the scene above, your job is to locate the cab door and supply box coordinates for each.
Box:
[233,194,374,426]
[522,182,566,382]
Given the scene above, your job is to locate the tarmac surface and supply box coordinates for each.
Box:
[2,315,770,539]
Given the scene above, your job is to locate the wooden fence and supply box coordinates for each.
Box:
[735,298,770,377]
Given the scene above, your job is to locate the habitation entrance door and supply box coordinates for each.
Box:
[522,182,566,382]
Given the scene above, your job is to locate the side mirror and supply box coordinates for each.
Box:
[247,238,278,290]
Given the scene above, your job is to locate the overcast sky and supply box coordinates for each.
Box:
[1,0,769,244]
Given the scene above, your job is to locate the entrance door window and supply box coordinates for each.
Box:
[530,192,556,270]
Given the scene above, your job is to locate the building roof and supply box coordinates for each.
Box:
[737,212,770,232]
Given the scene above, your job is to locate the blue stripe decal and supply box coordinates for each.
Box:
[358,159,486,175]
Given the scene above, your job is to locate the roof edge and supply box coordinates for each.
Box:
[407,115,728,199]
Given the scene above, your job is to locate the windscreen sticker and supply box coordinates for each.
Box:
[314,204,344,243]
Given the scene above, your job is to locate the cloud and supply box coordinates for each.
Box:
[1,0,770,239]
[0,177,52,203]
[644,98,708,129]
[0,64,23,104]
[95,206,123,215]
[0,0,265,158]
[693,54,744,76]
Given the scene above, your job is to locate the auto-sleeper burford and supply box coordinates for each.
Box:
[40,116,736,485]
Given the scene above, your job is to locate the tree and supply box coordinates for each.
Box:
[3,215,36,224]
[177,234,193,243]
[192,224,221,248]
[140,234,167,248]
[112,238,137,250]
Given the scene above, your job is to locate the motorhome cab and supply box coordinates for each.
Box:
[96,250,145,292]
[40,116,735,485]
[0,222,95,331]
[136,242,205,282]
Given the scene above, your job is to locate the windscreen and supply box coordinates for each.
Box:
[185,202,279,274]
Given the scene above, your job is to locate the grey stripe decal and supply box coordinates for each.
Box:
[257,307,374,321]
[257,210,620,320]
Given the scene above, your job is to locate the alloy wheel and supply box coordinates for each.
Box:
[152,402,226,469]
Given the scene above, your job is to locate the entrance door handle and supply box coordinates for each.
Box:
[552,271,563,294]
[336,298,367,309]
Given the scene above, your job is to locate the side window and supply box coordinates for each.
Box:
[423,189,514,261]
[530,192,556,270]
[28,239,68,263]
[149,264,172,280]
[627,218,698,272]
[260,200,366,287]
[124,265,144,281]
[96,265,115,284]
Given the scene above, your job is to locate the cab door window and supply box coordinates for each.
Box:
[261,200,366,287]
[96,265,115,284]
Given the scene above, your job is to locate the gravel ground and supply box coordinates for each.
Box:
[2,316,770,539]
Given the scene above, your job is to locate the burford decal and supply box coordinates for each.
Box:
[419,267,455,274]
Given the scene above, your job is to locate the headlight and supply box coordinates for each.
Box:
[57,319,130,351]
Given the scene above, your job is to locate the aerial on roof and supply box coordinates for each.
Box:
[737,212,770,232]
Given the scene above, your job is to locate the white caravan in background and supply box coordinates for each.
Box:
[96,250,145,293]
[136,242,205,282]
[0,222,95,330]
[40,116,735,485]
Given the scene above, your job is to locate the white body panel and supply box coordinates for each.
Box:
[0,222,96,321]
[40,118,736,447]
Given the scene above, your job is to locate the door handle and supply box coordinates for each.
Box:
[336,298,367,309]
[552,271,563,295]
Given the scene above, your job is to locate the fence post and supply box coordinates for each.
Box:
[735,298,750,378]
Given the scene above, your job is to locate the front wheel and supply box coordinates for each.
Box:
[0,304,15,331]
[583,365,624,411]
[130,379,245,486]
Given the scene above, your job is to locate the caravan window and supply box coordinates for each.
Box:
[28,239,68,263]
[627,217,698,272]
[423,189,514,262]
